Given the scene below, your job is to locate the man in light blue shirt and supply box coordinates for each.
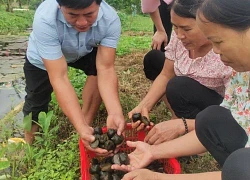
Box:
[23,0,125,154]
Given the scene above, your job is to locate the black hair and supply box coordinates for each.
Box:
[198,0,250,31]
[170,0,204,19]
[56,0,102,9]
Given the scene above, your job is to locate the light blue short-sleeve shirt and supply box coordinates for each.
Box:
[26,0,121,70]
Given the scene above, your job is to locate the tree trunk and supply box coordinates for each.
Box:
[18,0,22,8]
[6,0,13,12]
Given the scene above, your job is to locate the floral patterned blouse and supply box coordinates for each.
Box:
[164,31,232,96]
[220,71,250,147]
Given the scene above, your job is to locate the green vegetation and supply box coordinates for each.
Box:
[117,35,152,56]
[0,9,34,35]
[106,0,141,15]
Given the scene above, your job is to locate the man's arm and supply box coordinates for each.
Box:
[43,56,107,154]
[95,45,125,135]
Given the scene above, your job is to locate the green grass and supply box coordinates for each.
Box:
[117,35,152,56]
[116,14,152,56]
[120,13,153,32]
[0,10,34,35]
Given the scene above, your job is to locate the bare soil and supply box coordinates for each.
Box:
[116,50,151,99]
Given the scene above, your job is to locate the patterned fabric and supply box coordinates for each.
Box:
[164,31,232,96]
[141,0,173,13]
[220,71,250,147]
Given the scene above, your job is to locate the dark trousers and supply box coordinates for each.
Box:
[196,105,248,167]
[143,50,223,119]
[153,0,172,52]
[222,148,250,180]
[167,76,223,118]
[144,50,165,81]
[23,59,53,121]
[23,48,97,122]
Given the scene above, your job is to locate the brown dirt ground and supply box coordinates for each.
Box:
[114,50,172,122]
[116,50,151,99]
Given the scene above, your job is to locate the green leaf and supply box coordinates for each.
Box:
[44,111,53,133]
[38,112,47,130]
[0,174,10,179]
[0,159,10,170]
[23,113,32,131]
[0,147,6,158]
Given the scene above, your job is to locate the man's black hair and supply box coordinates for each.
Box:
[56,0,102,9]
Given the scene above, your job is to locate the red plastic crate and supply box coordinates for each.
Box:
[79,123,181,180]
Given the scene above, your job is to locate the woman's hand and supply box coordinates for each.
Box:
[144,119,183,145]
[112,141,154,172]
[128,106,153,131]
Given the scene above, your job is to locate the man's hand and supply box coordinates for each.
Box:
[112,141,154,172]
[80,125,109,156]
[151,31,168,50]
[106,114,126,136]
[122,169,159,180]
[128,106,153,131]
[144,120,183,145]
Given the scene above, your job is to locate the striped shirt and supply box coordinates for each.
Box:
[27,0,121,70]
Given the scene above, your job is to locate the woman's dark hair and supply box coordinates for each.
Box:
[170,0,204,19]
[56,0,102,9]
[198,0,250,31]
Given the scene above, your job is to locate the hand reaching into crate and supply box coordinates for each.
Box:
[89,127,125,156]
[80,125,109,156]
[106,114,126,136]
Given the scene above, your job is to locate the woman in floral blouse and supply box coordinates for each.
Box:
[220,71,250,147]
[112,0,250,179]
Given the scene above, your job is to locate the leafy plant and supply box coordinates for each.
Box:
[22,134,80,179]
[117,35,151,56]
[106,0,142,14]
[0,10,34,35]
[0,146,10,172]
